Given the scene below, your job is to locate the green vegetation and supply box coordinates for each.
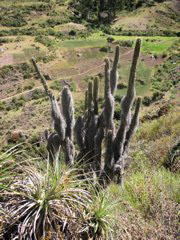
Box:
[50,80,63,91]
[0,63,35,81]
[152,51,179,91]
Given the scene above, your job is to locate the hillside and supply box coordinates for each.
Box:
[0,0,179,239]
[113,0,179,33]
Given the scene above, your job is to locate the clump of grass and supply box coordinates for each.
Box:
[0,144,23,192]
[81,190,115,239]
[1,160,114,239]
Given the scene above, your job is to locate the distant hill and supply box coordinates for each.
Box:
[112,0,179,35]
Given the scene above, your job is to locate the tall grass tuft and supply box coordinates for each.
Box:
[1,159,114,240]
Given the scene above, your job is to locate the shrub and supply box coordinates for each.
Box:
[32,89,46,99]
[69,81,77,92]
[50,80,63,91]
[114,40,134,47]
[107,36,115,43]
[35,35,56,48]
[9,96,26,110]
[69,29,77,36]
[99,46,108,52]
[142,96,152,106]
[21,63,34,79]
[23,81,35,90]
[0,101,5,110]
[36,54,56,63]
[0,38,13,44]
[152,91,164,101]
[117,83,127,89]
[1,14,27,27]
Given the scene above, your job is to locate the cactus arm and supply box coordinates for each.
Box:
[74,116,85,152]
[94,126,104,172]
[84,90,88,111]
[123,97,141,152]
[110,45,120,95]
[104,58,110,97]
[61,86,75,140]
[93,77,99,115]
[88,81,93,117]
[104,130,114,170]
[87,114,98,153]
[126,38,141,100]
[31,58,52,98]
[62,137,75,165]
[104,58,115,131]
[46,132,61,166]
[112,39,141,188]
[51,96,66,143]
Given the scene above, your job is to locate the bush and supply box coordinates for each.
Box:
[142,96,152,106]
[117,83,127,89]
[114,40,134,47]
[21,63,34,79]
[35,35,56,48]
[0,38,13,44]
[36,54,56,63]
[1,12,27,27]
[152,91,164,101]
[24,81,35,90]
[100,46,108,52]
[50,80,63,91]
[32,89,46,99]
[9,96,26,110]
[0,101,5,110]
[107,36,115,43]
[69,29,77,36]
[69,81,77,92]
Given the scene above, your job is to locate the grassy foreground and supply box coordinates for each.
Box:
[0,106,179,239]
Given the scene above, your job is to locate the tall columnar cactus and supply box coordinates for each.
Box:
[32,38,142,188]
[112,39,141,186]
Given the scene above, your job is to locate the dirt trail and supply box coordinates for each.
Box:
[1,49,134,102]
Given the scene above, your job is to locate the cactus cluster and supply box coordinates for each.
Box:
[32,38,142,188]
